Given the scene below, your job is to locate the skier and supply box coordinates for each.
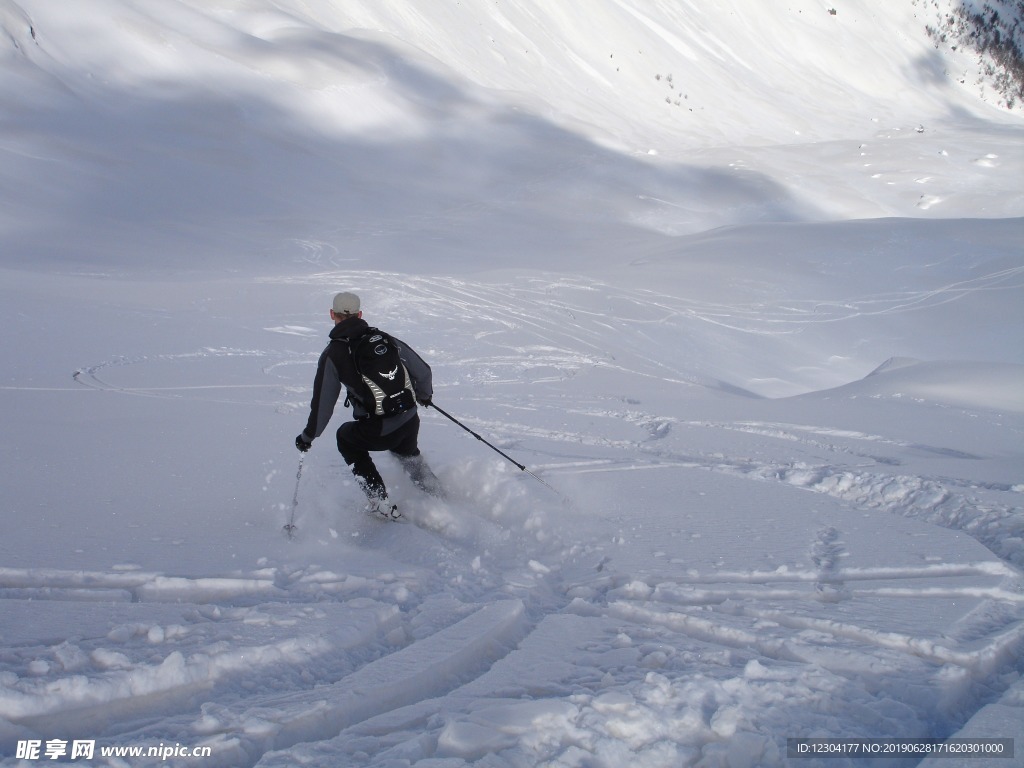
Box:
[296,291,441,520]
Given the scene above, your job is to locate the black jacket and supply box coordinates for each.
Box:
[302,316,433,441]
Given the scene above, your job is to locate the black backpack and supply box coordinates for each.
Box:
[347,328,416,417]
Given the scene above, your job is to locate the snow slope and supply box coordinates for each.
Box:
[0,0,1022,766]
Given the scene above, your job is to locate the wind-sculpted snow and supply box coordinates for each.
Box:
[1,263,1021,765]
[1,0,1023,765]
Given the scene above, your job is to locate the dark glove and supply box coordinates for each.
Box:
[417,396,432,408]
[295,434,312,452]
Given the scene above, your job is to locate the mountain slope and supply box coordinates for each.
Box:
[1,0,1022,275]
[0,1,1022,766]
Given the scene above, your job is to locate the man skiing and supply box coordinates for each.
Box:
[296,291,441,520]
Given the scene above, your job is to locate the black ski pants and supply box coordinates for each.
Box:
[336,414,420,499]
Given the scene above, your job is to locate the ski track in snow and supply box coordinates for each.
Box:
[65,272,1024,566]
[11,271,1018,764]
[2,521,1020,765]
[2,0,1023,760]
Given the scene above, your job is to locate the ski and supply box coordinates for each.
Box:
[368,504,406,523]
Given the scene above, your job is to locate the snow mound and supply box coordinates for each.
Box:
[818,359,1024,414]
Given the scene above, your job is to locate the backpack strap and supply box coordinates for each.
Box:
[331,329,375,411]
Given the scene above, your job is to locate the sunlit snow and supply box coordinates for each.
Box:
[1,1,1022,766]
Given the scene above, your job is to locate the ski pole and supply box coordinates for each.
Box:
[426,402,560,496]
[284,453,304,539]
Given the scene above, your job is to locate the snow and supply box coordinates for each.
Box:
[0,0,1022,765]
